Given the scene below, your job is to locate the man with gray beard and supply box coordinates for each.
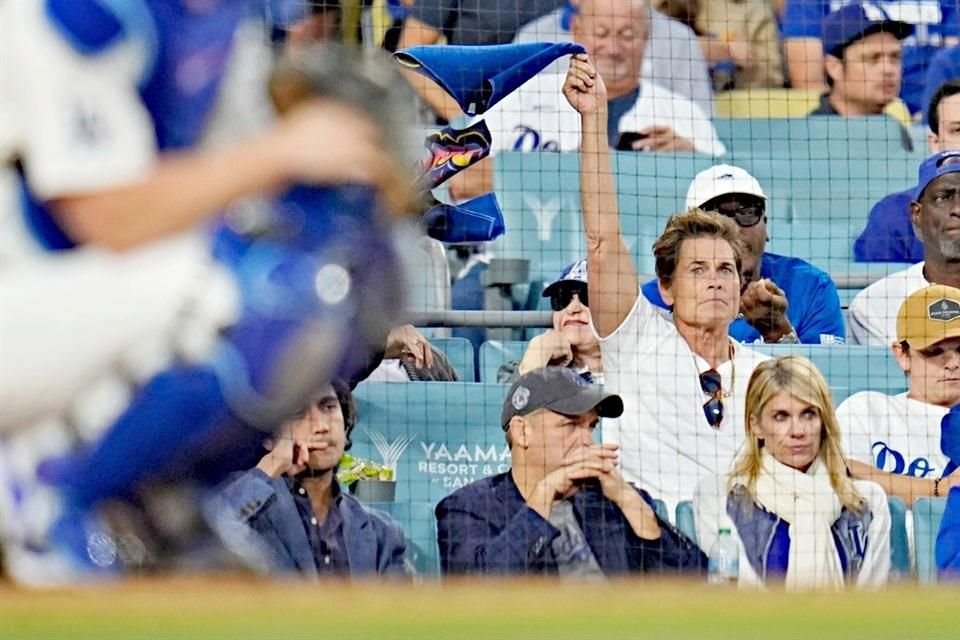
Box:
[850,151,960,345]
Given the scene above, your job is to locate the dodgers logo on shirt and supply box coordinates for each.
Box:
[511,126,560,152]
[871,441,936,478]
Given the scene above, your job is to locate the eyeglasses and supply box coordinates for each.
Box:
[712,203,764,228]
[550,283,589,311]
[699,369,724,428]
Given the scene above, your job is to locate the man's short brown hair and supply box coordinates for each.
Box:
[653,208,746,287]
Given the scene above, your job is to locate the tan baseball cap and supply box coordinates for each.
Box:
[897,285,960,349]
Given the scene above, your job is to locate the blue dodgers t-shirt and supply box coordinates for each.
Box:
[782,0,960,114]
[854,187,924,262]
[641,252,846,344]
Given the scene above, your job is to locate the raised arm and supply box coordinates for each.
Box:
[563,54,637,337]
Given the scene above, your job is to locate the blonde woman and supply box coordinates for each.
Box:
[694,356,890,590]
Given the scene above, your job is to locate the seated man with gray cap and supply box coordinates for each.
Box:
[436,367,706,576]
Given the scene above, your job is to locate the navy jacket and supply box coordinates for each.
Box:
[212,469,407,578]
[436,471,706,575]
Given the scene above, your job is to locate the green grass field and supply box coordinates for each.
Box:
[0,577,956,639]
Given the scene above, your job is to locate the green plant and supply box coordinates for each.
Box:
[337,453,395,486]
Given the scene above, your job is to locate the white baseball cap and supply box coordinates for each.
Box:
[685,165,767,210]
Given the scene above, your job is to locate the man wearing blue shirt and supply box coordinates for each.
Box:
[782,0,959,115]
[642,165,846,344]
[856,79,960,262]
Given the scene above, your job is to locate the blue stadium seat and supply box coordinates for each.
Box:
[481,341,905,403]
[652,498,669,523]
[432,337,476,382]
[914,497,948,585]
[479,340,528,382]
[748,344,906,403]
[493,151,916,286]
[365,500,439,578]
[675,500,697,545]
[887,497,910,581]
[714,117,911,158]
[351,382,509,505]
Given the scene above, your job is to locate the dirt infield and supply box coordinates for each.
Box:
[0,576,956,639]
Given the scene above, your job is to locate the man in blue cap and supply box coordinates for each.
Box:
[855,79,960,262]
[850,150,960,345]
[809,2,914,119]
[783,1,956,115]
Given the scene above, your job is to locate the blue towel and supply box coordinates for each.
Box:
[394,42,586,115]
[422,192,504,244]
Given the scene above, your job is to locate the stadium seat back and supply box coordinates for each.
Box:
[675,500,697,545]
[479,340,529,382]
[715,90,911,128]
[652,498,669,523]
[714,117,910,158]
[494,151,916,287]
[714,88,822,118]
[351,382,509,504]
[365,500,439,578]
[748,345,906,402]
[913,497,948,585]
[432,337,477,382]
[887,497,910,580]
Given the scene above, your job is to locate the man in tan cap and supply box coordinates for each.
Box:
[837,285,960,504]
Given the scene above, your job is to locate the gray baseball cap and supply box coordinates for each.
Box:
[500,367,624,429]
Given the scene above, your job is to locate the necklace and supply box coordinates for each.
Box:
[694,341,736,398]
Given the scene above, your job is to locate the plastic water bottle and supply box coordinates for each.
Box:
[707,528,739,585]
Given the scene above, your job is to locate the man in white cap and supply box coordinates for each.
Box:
[642,165,845,345]
[838,285,960,505]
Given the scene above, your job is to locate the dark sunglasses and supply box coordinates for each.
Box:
[699,369,724,428]
[549,283,589,311]
[713,203,764,228]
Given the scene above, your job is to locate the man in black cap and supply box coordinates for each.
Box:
[435,367,706,576]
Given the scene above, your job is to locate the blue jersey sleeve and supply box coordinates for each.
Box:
[781,0,828,39]
[853,190,922,263]
[793,268,845,344]
[641,278,670,310]
[941,0,960,38]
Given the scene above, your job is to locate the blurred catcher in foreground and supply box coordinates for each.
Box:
[0,2,417,584]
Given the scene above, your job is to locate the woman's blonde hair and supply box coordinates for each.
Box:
[729,355,864,512]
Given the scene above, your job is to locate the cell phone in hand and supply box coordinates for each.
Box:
[616,131,648,151]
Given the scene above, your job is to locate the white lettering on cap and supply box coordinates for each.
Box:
[929,299,960,322]
[512,386,530,411]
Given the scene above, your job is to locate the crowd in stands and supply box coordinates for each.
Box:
[1,0,960,591]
